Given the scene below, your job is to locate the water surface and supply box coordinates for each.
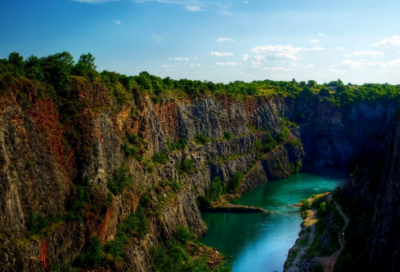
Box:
[201,168,347,272]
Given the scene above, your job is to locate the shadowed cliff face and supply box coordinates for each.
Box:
[0,79,398,271]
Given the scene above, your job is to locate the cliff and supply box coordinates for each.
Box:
[0,76,398,272]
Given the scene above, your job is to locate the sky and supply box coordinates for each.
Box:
[1,0,400,85]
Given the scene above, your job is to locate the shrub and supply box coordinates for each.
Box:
[167,138,187,152]
[166,179,181,191]
[319,87,331,97]
[152,152,168,164]
[300,199,312,211]
[176,159,195,174]
[151,96,160,104]
[224,132,233,140]
[26,210,48,235]
[197,196,211,208]
[205,177,225,201]
[230,171,244,193]
[107,165,133,195]
[196,131,209,145]
[317,202,327,216]
[174,226,192,245]
[75,236,104,268]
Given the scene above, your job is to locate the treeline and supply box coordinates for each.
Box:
[1,51,400,107]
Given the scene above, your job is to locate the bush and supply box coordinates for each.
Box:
[197,196,211,208]
[317,202,327,216]
[205,177,225,201]
[152,152,168,164]
[319,87,331,97]
[107,165,133,195]
[167,138,187,152]
[300,199,312,211]
[196,131,209,145]
[230,171,244,193]
[224,132,233,140]
[166,179,181,191]
[174,226,192,245]
[176,159,195,174]
[26,210,48,235]
[151,96,160,104]
[75,236,104,268]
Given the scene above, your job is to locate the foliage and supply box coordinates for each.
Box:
[197,196,212,208]
[167,138,187,152]
[75,236,104,268]
[166,179,181,191]
[205,177,226,202]
[196,131,209,145]
[174,226,192,245]
[224,132,233,140]
[152,152,169,164]
[229,171,244,193]
[276,127,289,144]
[176,158,195,174]
[107,165,133,196]
[319,87,331,97]
[26,210,48,235]
[66,184,91,222]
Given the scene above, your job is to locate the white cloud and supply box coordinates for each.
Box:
[168,58,172,60]
[242,54,248,61]
[217,37,235,42]
[190,64,201,67]
[72,0,118,2]
[263,67,294,72]
[244,1,248,3]
[344,54,352,58]
[251,45,324,61]
[162,64,172,68]
[175,57,189,60]
[290,63,314,68]
[317,33,326,36]
[310,39,320,43]
[186,5,201,11]
[336,47,345,50]
[210,52,234,56]
[333,58,400,70]
[372,36,400,47]
[251,61,263,68]
[353,51,384,57]
[216,62,238,66]
[116,20,121,25]
[254,55,266,61]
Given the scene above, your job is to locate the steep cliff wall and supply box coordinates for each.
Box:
[0,77,398,272]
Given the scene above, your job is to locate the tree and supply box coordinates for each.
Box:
[299,86,314,102]
[8,52,24,76]
[78,53,96,70]
[319,87,331,97]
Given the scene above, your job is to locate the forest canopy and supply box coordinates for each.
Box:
[1,51,400,107]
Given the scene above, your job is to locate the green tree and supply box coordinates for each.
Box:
[319,87,331,97]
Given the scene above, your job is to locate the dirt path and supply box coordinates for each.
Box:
[286,210,317,272]
[319,196,350,272]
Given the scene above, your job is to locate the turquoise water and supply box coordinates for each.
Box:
[201,168,348,272]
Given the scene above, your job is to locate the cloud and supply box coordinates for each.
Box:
[317,33,326,36]
[344,54,352,58]
[251,45,324,61]
[290,63,314,68]
[254,55,266,61]
[175,57,189,60]
[71,0,118,2]
[190,64,201,67]
[333,58,400,70]
[116,20,121,25]
[216,62,238,66]
[210,52,234,56]
[336,47,345,50]
[186,5,200,11]
[242,54,248,61]
[353,51,384,57]
[263,67,294,72]
[244,1,248,3]
[310,39,320,43]
[372,36,400,47]
[217,37,235,42]
[251,61,263,68]
[162,65,172,68]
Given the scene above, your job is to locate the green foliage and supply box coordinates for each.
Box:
[299,86,315,102]
[196,131,209,145]
[174,226,192,245]
[119,204,148,238]
[197,196,212,208]
[176,158,195,174]
[276,127,289,144]
[319,87,331,97]
[75,236,104,268]
[152,96,161,104]
[205,177,225,202]
[167,138,187,152]
[229,171,244,193]
[66,184,91,222]
[300,199,312,212]
[224,132,233,140]
[107,165,133,196]
[152,152,169,164]
[317,202,327,216]
[26,210,48,235]
[166,179,181,191]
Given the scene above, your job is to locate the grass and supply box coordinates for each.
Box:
[285,248,300,269]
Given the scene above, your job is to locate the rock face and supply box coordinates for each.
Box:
[0,80,398,272]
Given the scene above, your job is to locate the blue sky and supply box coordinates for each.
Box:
[1,0,400,84]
